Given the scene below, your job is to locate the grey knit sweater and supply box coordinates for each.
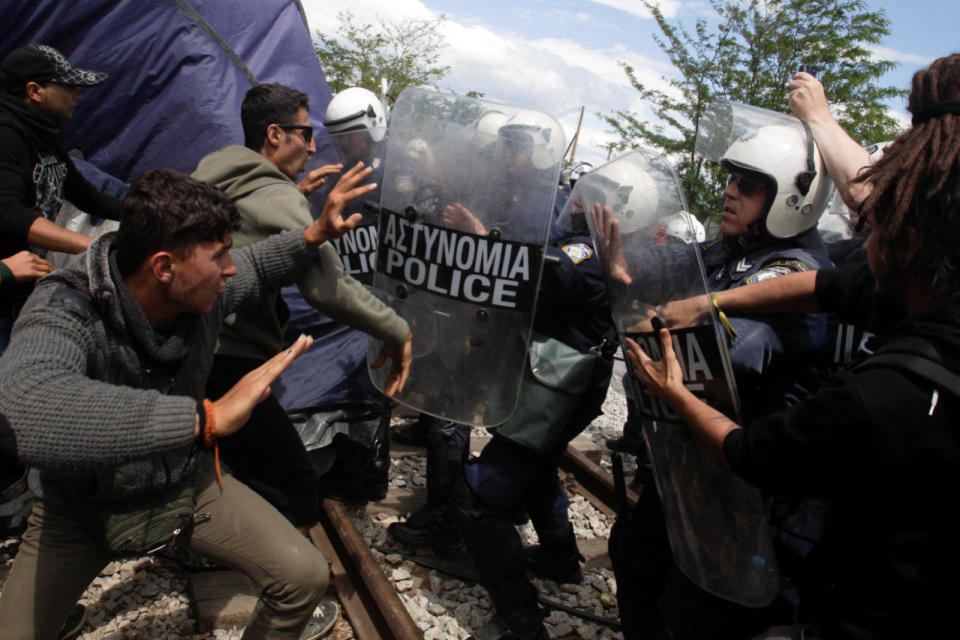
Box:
[0,228,314,505]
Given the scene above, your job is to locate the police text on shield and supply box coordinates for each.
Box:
[628,326,735,423]
[377,211,541,312]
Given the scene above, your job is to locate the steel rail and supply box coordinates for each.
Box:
[313,498,423,639]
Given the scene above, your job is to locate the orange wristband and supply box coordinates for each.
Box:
[202,399,222,488]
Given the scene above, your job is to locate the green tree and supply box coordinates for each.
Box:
[315,11,451,100]
[603,0,906,220]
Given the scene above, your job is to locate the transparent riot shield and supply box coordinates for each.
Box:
[367,88,565,426]
[582,149,780,608]
[306,128,388,286]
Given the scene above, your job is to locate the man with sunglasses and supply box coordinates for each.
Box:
[191,83,412,548]
[601,121,835,639]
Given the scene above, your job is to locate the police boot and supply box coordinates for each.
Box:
[388,419,468,550]
[391,414,430,447]
[605,434,645,456]
[468,609,548,640]
[387,504,461,551]
[448,475,542,632]
[523,523,584,584]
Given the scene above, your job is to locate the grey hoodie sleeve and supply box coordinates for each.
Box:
[0,303,196,473]
[297,243,410,346]
[220,227,315,316]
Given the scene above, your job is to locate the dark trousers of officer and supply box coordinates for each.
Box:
[446,381,609,624]
[609,465,774,640]
[423,417,471,509]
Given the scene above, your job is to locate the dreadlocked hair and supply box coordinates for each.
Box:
[856,53,960,306]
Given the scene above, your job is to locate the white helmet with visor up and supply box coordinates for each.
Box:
[700,101,835,240]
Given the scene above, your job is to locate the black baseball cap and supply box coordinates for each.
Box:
[0,44,107,93]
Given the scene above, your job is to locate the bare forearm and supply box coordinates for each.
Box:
[666,386,742,463]
[26,217,92,254]
[805,116,874,210]
[715,270,819,315]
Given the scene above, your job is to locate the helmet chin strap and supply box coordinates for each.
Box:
[727,215,770,254]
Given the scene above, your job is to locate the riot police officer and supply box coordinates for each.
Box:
[449,197,615,640]
[601,115,835,639]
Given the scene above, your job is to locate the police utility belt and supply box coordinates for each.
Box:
[493,329,614,453]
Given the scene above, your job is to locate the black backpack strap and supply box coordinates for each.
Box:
[852,350,960,400]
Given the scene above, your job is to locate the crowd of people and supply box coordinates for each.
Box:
[0,37,958,640]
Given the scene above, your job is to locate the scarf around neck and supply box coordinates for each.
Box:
[0,92,67,160]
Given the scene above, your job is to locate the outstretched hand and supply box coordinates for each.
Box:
[304,162,376,248]
[370,333,413,398]
[625,330,686,403]
[1,251,54,282]
[297,163,343,196]
[213,334,314,437]
[590,203,632,285]
[443,203,487,235]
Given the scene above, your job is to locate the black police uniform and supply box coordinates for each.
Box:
[608,228,834,640]
[447,215,615,638]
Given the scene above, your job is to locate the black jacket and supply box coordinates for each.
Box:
[0,93,122,315]
[725,279,960,637]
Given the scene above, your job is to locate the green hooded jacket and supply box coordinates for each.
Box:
[193,145,408,361]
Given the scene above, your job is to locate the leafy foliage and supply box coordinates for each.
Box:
[315,11,451,100]
[603,0,906,221]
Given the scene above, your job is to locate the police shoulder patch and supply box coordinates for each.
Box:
[562,243,593,264]
[746,259,809,284]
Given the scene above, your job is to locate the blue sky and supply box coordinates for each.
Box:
[302,0,957,165]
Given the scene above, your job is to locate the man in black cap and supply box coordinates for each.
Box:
[0,43,123,352]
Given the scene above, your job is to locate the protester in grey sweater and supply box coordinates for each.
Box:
[0,166,374,640]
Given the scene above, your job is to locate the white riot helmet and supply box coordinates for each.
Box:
[663,211,706,244]
[324,87,387,142]
[560,161,593,188]
[472,110,509,149]
[579,161,659,235]
[497,110,565,170]
[720,124,834,239]
[394,138,436,195]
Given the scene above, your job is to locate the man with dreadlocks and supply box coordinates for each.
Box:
[628,53,960,638]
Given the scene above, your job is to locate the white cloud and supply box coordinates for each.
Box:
[584,0,682,20]
[301,0,682,157]
[868,44,935,67]
[301,0,434,37]
[885,107,911,134]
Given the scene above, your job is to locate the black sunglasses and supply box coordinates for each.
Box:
[277,123,313,144]
[727,172,767,196]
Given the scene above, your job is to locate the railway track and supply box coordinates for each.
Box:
[314,439,632,639]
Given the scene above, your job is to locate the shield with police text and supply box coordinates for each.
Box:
[367,88,565,426]
[306,128,389,286]
[582,149,779,608]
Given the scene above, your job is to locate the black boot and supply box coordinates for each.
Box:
[391,414,429,446]
[389,418,468,550]
[469,609,547,640]
[447,475,541,630]
[523,523,584,584]
[387,504,462,550]
[606,434,645,455]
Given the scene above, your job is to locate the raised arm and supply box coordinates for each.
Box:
[789,71,875,211]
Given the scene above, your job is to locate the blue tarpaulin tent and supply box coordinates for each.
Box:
[1,0,375,412]
[0,0,337,177]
